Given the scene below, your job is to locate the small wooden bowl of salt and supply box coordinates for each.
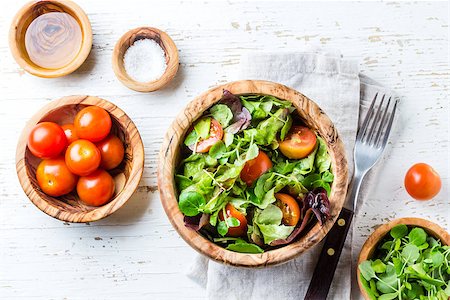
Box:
[112,27,179,92]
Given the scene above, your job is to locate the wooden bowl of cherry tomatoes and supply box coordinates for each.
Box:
[16,95,144,222]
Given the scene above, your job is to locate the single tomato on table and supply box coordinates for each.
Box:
[404,163,441,200]
[275,193,301,226]
[240,150,272,186]
[279,126,317,159]
[219,203,248,237]
[65,139,101,176]
[96,134,125,170]
[36,157,77,197]
[77,169,115,206]
[28,122,67,159]
[187,118,223,153]
[74,106,112,142]
[61,124,79,145]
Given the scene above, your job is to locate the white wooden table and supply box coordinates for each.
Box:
[0,1,448,299]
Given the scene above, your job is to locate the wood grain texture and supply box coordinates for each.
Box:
[112,27,179,92]
[9,0,92,78]
[16,95,145,222]
[357,217,450,300]
[158,80,348,267]
[0,1,448,299]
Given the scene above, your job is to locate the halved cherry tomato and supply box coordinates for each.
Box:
[279,126,317,159]
[74,106,112,142]
[77,169,115,206]
[240,150,272,186]
[405,163,441,200]
[36,157,77,197]
[65,139,101,176]
[61,124,79,145]
[190,118,223,153]
[275,193,301,226]
[28,122,67,159]
[96,134,125,170]
[219,203,248,237]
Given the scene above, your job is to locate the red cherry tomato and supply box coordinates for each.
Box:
[61,124,79,145]
[405,163,441,200]
[279,126,317,159]
[96,135,125,170]
[190,118,223,153]
[77,169,115,206]
[219,203,248,237]
[275,193,301,226]
[36,157,77,197]
[74,106,112,142]
[240,150,273,186]
[65,139,101,176]
[28,122,67,159]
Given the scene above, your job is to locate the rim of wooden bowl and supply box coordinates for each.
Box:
[357,217,450,300]
[112,26,179,92]
[157,80,348,267]
[15,95,145,223]
[8,0,93,78]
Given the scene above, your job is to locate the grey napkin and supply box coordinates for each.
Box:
[187,51,390,300]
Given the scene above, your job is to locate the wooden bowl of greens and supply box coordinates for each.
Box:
[357,217,450,300]
[158,80,348,267]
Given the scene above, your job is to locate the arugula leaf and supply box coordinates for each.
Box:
[179,191,206,217]
[210,104,233,127]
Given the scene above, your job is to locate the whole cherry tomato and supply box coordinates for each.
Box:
[275,193,301,226]
[36,157,77,197]
[405,163,441,200]
[28,122,67,159]
[96,134,125,170]
[61,124,79,145]
[219,203,248,237]
[189,118,223,153]
[77,169,115,206]
[74,106,112,142]
[65,139,101,176]
[240,150,273,186]
[279,126,317,159]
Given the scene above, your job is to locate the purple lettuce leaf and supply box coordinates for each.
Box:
[184,213,209,231]
[220,90,251,133]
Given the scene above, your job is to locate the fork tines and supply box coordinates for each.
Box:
[357,93,398,149]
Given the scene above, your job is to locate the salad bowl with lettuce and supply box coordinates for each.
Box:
[158,80,348,267]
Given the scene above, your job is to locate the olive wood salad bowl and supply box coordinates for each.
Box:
[357,217,450,300]
[16,95,144,223]
[158,80,348,267]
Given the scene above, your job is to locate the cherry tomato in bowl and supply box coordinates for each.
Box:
[28,122,67,159]
[77,169,115,206]
[74,106,112,142]
[240,150,273,186]
[189,118,223,153]
[279,126,317,159]
[61,124,79,145]
[275,193,301,226]
[36,157,77,197]
[219,203,248,237]
[405,163,441,200]
[96,134,125,170]
[65,139,101,176]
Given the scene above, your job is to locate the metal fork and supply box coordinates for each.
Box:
[305,93,399,300]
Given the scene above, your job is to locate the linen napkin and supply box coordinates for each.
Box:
[187,51,377,300]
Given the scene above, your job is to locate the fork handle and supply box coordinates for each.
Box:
[304,208,354,300]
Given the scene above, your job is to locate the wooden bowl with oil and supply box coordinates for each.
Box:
[112,27,179,92]
[9,0,92,78]
[357,217,450,300]
[16,96,144,223]
[158,80,349,267]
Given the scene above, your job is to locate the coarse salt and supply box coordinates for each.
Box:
[123,38,167,83]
